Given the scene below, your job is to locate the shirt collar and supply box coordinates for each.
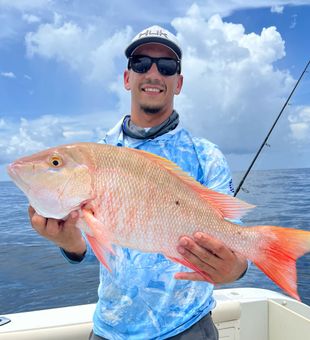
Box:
[102,115,183,147]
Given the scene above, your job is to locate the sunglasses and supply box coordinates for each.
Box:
[128,55,181,76]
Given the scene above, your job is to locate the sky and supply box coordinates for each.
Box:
[0,0,310,181]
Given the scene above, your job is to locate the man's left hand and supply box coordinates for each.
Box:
[175,232,248,284]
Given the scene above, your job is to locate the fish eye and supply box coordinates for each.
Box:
[49,155,63,168]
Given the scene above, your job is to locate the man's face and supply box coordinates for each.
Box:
[124,43,183,118]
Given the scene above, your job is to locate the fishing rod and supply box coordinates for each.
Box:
[234,59,310,197]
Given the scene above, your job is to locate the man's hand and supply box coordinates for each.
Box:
[28,206,86,256]
[175,232,248,284]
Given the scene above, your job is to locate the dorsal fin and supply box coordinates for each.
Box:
[128,147,255,220]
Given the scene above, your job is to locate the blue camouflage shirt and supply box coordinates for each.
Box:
[65,117,235,340]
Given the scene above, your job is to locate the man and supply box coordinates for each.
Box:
[29,25,248,340]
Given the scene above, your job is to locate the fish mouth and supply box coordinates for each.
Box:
[7,163,19,181]
[7,162,31,193]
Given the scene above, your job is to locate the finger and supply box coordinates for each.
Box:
[30,211,48,234]
[177,249,217,279]
[178,237,219,269]
[69,210,79,219]
[65,211,80,227]
[60,213,80,240]
[174,271,206,281]
[44,218,61,236]
[193,232,232,260]
[179,236,216,261]
[28,205,35,218]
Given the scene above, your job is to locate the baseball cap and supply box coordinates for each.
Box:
[125,25,182,60]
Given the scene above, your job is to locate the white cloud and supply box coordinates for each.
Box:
[0,111,120,164]
[1,71,16,78]
[271,5,284,13]
[290,122,309,140]
[239,26,285,63]
[89,28,132,82]
[22,13,41,24]
[24,74,32,80]
[25,17,92,64]
[0,116,68,162]
[0,0,51,41]
[25,15,132,84]
[109,74,131,114]
[288,106,310,142]
[172,8,295,154]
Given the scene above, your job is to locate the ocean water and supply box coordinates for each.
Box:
[0,168,309,315]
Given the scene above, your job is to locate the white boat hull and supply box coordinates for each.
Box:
[1,288,309,340]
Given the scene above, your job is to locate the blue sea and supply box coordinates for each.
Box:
[0,168,309,315]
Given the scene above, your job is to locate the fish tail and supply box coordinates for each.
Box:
[247,226,310,300]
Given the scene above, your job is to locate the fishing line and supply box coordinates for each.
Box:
[234,59,310,197]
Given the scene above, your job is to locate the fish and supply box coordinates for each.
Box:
[7,142,310,300]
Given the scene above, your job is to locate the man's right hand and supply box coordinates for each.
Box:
[28,206,86,256]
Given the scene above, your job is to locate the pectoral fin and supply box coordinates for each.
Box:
[82,207,115,255]
[85,234,112,272]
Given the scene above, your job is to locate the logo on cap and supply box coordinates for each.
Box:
[138,28,169,39]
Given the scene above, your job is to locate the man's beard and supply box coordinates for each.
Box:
[140,104,162,115]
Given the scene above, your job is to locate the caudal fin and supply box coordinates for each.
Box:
[247,226,310,300]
